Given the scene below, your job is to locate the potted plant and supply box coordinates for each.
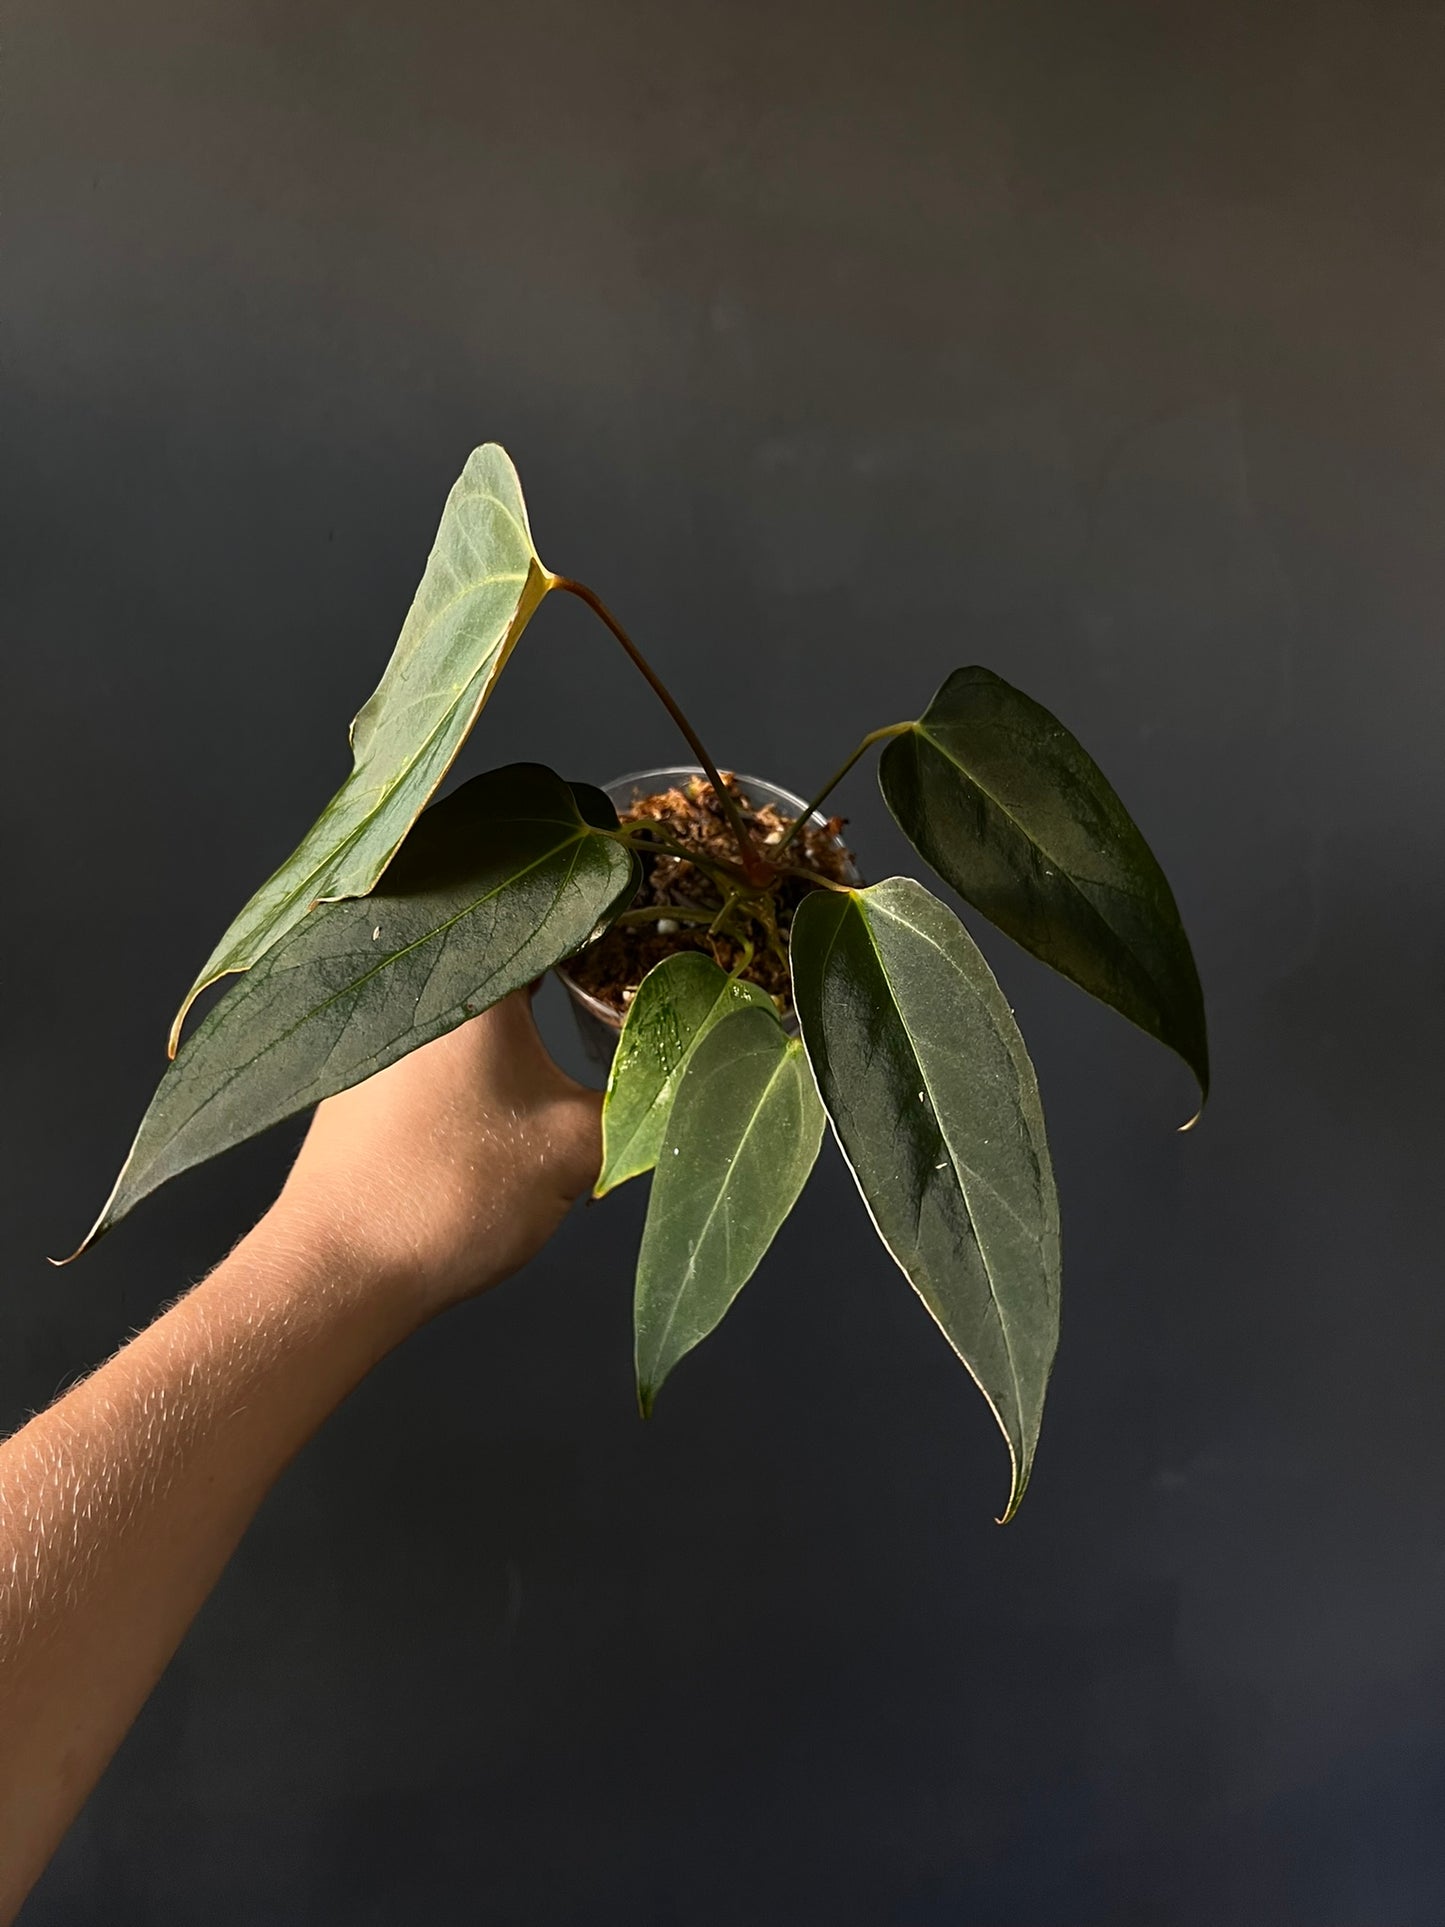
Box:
[64,444,1207,1522]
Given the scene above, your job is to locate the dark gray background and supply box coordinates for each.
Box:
[5,1,1443,1920]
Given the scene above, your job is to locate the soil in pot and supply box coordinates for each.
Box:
[566,773,858,1022]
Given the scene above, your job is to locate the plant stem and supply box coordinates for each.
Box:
[774,863,855,895]
[617,819,853,914]
[770,722,913,857]
[726,933,756,983]
[611,903,722,928]
[550,576,773,883]
[709,889,744,936]
[614,822,753,893]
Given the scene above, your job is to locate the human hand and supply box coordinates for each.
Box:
[273,988,602,1322]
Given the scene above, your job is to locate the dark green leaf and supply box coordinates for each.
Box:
[596,953,774,1197]
[790,877,1060,1522]
[634,1006,824,1413]
[69,765,636,1258]
[169,444,553,1053]
[879,666,1208,1106]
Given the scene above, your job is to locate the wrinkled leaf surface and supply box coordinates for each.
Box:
[879,666,1207,1104]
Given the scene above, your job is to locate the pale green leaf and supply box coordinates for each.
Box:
[169,444,553,1054]
[596,952,774,1197]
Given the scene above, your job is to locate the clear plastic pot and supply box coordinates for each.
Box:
[555,765,859,1069]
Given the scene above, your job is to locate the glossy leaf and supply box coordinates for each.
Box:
[790,877,1060,1522]
[69,765,636,1258]
[596,953,774,1197]
[169,444,553,1054]
[879,666,1208,1105]
[634,1006,825,1414]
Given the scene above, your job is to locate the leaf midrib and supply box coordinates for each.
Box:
[914,716,1169,923]
[845,892,1028,1434]
[869,898,1048,1245]
[168,827,600,1141]
[377,562,532,687]
[908,723,1179,1038]
[229,604,537,965]
[643,1037,798,1377]
[206,501,541,978]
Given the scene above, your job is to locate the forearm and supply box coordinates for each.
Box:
[0,994,599,1917]
[0,1206,425,1920]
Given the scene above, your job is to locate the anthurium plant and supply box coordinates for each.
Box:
[67,444,1207,1521]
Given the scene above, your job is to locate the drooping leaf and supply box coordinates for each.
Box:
[634,1006,825,1414]
[69,765,636,1258]
[596,953,775,1197]
[169,444,554,1055]
[790,876,1060,1522]
[879,666,1208,1106]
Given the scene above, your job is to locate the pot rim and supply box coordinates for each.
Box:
[555,763,857,1033]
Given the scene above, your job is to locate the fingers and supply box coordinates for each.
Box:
[477,986,596,1104]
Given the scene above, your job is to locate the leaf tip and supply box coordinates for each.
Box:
[995,1465,1028,1526]
[49,1220,101,1268]
[1177,1068,1209,1132]
[53,1161,132,1267]
[979,1410,1031,1524]
[60,1202,118,1265]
